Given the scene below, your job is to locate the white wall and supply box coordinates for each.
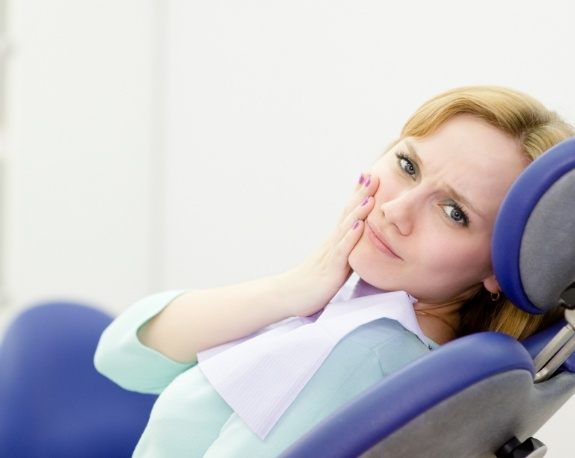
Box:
[1,0,162,316]
[161,0,575,291]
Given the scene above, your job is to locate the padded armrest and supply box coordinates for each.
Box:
[281,332,533,457]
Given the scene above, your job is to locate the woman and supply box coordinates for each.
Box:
[95,86,574,457]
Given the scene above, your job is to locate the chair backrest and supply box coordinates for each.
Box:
[493,136,575,314]
[0,301,157,458]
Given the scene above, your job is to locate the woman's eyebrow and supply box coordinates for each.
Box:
[444,183,484,219]
[403,140,423,169]
[403,140,484,220]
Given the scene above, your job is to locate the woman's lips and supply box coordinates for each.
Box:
[366,221,402,259]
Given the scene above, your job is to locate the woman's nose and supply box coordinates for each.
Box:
[379,190,419,236]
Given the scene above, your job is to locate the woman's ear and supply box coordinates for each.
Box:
[482,274,501,294]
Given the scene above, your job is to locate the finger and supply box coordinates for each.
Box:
[344,194,375,226]
[335,195,375,242]
[339,173,379,224]
[363,173,379,196]
[331,219,365,269]
[339,174,368,221]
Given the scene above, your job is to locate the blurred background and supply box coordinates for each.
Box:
[0,0,574,455]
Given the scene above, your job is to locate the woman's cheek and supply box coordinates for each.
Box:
[420,237,491,286]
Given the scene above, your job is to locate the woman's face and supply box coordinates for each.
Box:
[348,114,529,305]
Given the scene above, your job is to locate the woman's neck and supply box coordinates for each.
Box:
[413,301,463,344]
[349,275,463,345]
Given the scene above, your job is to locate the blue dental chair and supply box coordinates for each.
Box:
[0,301,157,457]
[282,137,575,457]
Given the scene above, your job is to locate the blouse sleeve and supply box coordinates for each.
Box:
[94,290,194,395]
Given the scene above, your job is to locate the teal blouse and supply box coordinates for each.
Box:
[94,291,437,457]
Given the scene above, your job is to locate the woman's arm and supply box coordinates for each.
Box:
[138,173,379,363]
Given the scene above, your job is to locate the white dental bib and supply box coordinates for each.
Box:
[197,275,427,439]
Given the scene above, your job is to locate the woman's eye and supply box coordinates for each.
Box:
[441,203,469,226]
[397,153,417,178]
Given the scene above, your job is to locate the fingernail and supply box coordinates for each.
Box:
[358,174,364,184]
[352,220,360,230]
[361,197,369,206]
[364,176,371,187]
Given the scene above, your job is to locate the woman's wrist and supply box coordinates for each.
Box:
[273,266,338,318]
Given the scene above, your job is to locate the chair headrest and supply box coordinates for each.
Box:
[493,136,575,314]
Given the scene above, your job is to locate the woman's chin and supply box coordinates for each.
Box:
[348,250,386,290]
[347,246,364,277]
[348,245,409,294]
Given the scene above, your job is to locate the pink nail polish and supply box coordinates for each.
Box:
[364,177,371,187]
[352,220,360,230]
[358,174,364,184]
[361,197,369,206]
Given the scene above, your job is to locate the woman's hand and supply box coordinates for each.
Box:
[133,172,379,362]
[278,172,379,317]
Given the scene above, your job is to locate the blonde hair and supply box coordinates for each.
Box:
[398,86,575,339]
